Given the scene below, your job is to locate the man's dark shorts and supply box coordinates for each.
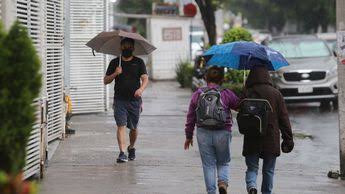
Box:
[113,99,142,129]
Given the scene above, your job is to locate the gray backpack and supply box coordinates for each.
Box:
[196,87,229,129]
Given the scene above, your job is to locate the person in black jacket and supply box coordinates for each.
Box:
[241,66,294,194]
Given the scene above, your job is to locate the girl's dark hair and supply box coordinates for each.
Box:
[205,66,224,84]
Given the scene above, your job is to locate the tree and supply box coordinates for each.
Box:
[227,0,287,34]
[222,27,252,43]
[195,0,219,46]
[0,21,41,174]
[290,0,336,33]
[227,0,336,34]
[117,0,155,14]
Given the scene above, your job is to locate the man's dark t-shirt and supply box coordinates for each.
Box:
[106,57,147,101]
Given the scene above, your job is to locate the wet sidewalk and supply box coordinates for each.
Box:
[40,81,345,194]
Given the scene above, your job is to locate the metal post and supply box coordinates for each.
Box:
[336,0,345,180]
[64,0,71,93]
[105,0,110,111]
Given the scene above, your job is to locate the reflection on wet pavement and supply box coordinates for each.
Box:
[39,82,345,194]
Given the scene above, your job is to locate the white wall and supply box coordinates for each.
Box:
[149,17,192,80]
[0,0,17,30]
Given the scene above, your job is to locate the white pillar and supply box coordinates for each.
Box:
[336,0,345,178]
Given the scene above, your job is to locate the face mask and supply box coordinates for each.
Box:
[122,49,133,58]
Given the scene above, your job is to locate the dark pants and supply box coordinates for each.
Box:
[245,154,277,194]
[113,99,141,129]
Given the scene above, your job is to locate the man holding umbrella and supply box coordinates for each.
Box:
[103,37,148,163]
[87,30,155,163]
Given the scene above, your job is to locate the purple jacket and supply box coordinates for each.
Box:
[185,84,240,139]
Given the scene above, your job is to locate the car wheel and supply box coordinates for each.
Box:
[320,100,331,108]
[332,98,338,109]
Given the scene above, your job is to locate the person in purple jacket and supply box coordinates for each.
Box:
[184,66,240,194]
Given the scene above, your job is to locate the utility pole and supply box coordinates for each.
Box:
[336,0,345,180]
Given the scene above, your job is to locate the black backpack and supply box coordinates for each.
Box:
[196,87,229,129]
[237,89,273,136]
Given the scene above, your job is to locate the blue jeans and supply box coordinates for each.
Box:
[245,154,277,194]
[197,128,232,194]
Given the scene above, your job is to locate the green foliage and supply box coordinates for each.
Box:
[223,82,243,97]
[227,0,336,33]
[117,0,156,14]
[291,0,336,32]
[222,27,253,43]
[176,61,194,88]
[0,21,42,174]
[224,70,247,84]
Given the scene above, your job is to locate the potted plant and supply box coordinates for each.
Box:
[176,60,194,88]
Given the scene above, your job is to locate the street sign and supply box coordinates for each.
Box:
[162,27,182,41]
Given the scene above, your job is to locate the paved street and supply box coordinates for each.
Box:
[40,81,345,194]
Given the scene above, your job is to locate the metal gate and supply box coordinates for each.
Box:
[23,101,43,179]
[66,0,107,114]
[46,0,64,142]
[16,0,45,179]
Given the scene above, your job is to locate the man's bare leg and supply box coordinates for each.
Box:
[129,129,138,149]
[117,126,126,152]
[127,128,137,161]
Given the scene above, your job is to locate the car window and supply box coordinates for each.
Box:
[268,39,331,58]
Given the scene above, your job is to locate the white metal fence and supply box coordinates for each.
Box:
[66,0,107,114]
[23,101,43,179]
[16,0,45,179]
[46,0,64,142]
[14,0,64,178]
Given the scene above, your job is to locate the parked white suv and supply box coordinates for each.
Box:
[266,35,338,107]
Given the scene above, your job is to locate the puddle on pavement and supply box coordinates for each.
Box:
[293,132,314,140]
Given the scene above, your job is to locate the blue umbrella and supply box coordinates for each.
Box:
[203,41,288,71]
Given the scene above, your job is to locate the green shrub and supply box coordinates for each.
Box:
[225,70,244,84]
[176,61,194,88]
[0,21,42,174]
[222,27,253,44]
[222,82,244,97]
